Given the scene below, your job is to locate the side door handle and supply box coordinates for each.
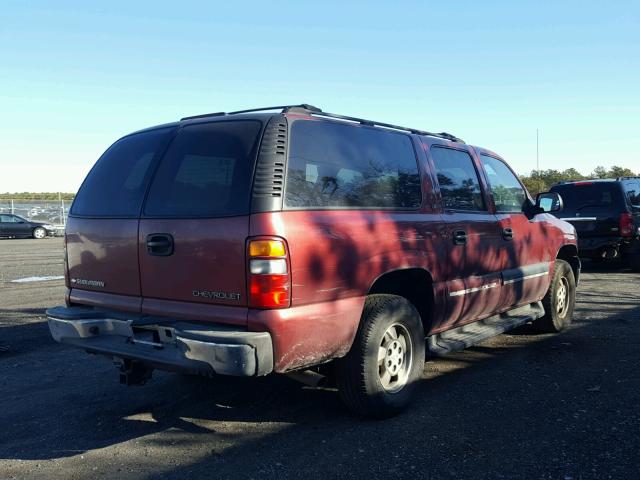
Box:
[502,227,514,241]
[146,233,174,256]
[453,230,467,245]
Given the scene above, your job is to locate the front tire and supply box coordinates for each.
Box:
[336,294,425,418]
[533,259,576,333]
[33,227,46,239]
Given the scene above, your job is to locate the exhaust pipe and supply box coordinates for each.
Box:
[286,369,328,388]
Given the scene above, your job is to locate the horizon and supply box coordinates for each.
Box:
[1,1,638,192]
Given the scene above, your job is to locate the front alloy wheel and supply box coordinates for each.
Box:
[533,259,576,333]
[33,227,46,239]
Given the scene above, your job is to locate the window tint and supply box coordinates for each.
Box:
[71,127,174,217]
[550,183,624,213]
[480,155,527,213]
[431,147,485,211]
[624,181,640,206]
[144,121,261,217]
[0,215,14,223]
[285,121,421,209]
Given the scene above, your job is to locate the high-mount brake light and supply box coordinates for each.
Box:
[620,213,634,237]
[247,238,291,309]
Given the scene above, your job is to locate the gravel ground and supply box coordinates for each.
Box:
[1,238,639,479]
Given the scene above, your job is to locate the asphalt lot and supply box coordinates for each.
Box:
[1,238,639,479]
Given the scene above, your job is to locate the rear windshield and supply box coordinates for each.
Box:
[550,183,624,213]
[284,120,422,209]
[71,127,174,217]
[144,121,262,217]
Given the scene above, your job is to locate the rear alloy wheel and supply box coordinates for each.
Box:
[33,227,46,239]
[336,294,425,418]
[533,259,576,333]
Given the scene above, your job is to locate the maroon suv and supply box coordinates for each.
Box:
[47,104,579,417]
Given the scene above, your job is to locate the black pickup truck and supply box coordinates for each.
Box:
[551,178,640,270]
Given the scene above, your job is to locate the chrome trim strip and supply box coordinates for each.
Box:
[449,282,499,297]
[503,271,548,285]
[558,217,597,221]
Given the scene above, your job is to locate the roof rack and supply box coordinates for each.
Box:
[180,104,463,143]
[180,104,321,121]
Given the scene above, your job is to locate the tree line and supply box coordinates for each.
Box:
[0,192,76,200]
[520,166,638,195]
[1,165,638,200]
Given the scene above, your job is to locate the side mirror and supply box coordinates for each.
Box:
[536,192,563,213]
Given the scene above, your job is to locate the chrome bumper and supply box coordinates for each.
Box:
[47,306,273,377]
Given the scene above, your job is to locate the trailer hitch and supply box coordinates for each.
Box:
[115,358,153,386]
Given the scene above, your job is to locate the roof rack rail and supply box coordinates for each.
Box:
[302,109,464,143]
[180,104,464,143]
[180,104,322,121]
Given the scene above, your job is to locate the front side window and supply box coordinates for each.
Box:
[480,155,527,213]
[284,120,422,209]
[431,147,486,211]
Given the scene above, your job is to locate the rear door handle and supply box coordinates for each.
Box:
[147,233,174,256]
[453,230,467,245]
[502,227,514,241]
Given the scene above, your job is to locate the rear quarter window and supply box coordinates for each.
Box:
[623,181,640,207]
[71,127,175,217]
[284,120,422,209]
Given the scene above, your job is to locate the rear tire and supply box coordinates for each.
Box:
[336,294,425,418]
[533,259,576,333]
[627,252,640,273]
[32,227,46,239]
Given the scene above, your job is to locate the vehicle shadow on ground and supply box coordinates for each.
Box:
[2,303,639,480]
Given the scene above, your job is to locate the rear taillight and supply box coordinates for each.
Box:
[620,213,634,237]
[248,238,291,309]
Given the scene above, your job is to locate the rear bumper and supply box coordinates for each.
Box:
[46,306,273,376]
[578,236,638,258]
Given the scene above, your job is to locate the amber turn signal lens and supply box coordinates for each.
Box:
[249,240,286,257]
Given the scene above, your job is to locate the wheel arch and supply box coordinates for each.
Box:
[556,244,580,284]
[368,267,435,335]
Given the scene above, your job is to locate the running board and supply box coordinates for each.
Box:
[427,302,545,356]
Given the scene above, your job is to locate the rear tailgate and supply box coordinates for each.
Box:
[66,126,177,312]
[137,120,263,325]
[552,183,626,238]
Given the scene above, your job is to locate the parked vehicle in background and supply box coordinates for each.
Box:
[47,104,579,417]
[550,178,640,270]
[0,214,56,239]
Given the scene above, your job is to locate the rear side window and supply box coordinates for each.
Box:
[480,154,527,213]
[284,120,422,209]
[431,147,486,211]
[71,127,174,217]
[144,121,262,217]
[623,181,640,207]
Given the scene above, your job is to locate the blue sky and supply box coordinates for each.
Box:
[1,0,638,192]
